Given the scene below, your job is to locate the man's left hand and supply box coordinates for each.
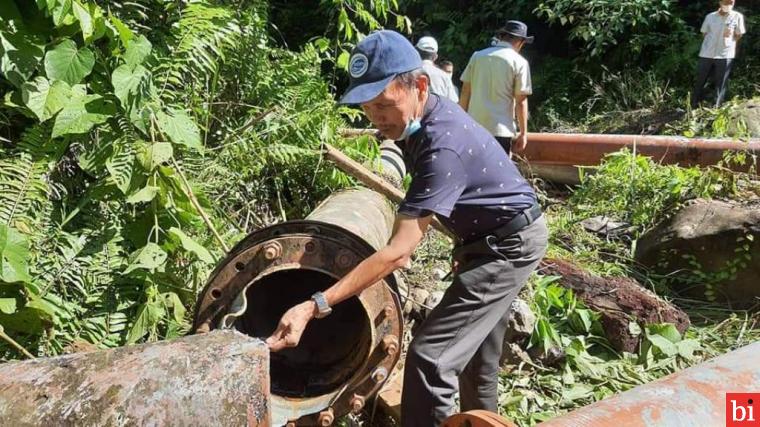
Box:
[513,133,528,152]
[266,301,316,352]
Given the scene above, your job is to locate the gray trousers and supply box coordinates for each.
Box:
[692,57,734,108]
[401,216,548,426]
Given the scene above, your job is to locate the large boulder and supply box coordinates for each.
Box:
[728,98,760,138]
[635,199,760,307]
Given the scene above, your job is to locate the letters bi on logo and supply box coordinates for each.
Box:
[727,393,760,426]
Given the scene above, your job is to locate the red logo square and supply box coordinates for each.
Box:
[727,393,760,426]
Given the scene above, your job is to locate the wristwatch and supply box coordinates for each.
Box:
[311,291,332,319]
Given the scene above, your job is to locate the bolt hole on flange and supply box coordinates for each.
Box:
[210,288,222,299]
[234,261,246,271]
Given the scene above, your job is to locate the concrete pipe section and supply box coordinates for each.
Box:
[193,189,403,426]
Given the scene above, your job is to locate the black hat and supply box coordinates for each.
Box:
[499,20,534,44]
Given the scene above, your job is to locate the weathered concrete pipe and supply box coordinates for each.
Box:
[0,330,270,426]
[536,340,760,427]
[193,188,403,426]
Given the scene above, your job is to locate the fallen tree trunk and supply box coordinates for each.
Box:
[540,258,690,352]
[0,330,270,427]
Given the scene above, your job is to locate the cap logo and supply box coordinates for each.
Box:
[349,53,369,78]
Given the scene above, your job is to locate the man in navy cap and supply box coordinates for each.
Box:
[267,30,547,426]
[460,21,534,156]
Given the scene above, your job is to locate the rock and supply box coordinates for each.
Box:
[504,298,536,344]
[422,290,445,319]
[539,258,691,353]
[728,98,760,137]
[527,345,566,368]
[580,216,633,239]
[432,268,448,281]
[500,342,532,368]
[635,198,760,307]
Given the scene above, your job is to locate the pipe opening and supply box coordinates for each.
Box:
[234,268,371,398]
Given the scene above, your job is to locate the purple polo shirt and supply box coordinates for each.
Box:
[397,94,536,241]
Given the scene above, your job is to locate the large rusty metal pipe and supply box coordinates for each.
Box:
[194,189,403,426]
[522,133,759,184]
[537,340,760,427]
[340,129,760,184]
[0,330,270,426]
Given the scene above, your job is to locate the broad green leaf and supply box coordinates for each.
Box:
[44,39,95,85]
[52,94,113,138]
[162,291,186,323]
[0,298,17,314]
[0,30,45,87]
[126,300,164,343]
[123,242,167,274]
[50,0,73,27]
[646,323,681,343]
[676,339,701,360]
[124,35,151,69]
[647,334,678,357]
[336,50,350,70]
[168,227,213,263]
[109,15,133,47]
[72,1,93,42]
[111,64,150,109]
[126,186,158,204]
[21,76,71,122]
[0,224,32,284]
[156,109,202,150]
[137,142,173,170]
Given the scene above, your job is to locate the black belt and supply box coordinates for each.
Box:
[448,204,542,276]
[488,203,542,241]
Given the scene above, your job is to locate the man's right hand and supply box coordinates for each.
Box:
[513,132,528,152]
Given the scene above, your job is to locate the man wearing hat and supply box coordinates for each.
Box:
[416,36,459,102]
[460,21,534,156]
[266,30,547,426]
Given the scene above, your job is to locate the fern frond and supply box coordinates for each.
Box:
[0,124,54,230]
[155,3,242,99]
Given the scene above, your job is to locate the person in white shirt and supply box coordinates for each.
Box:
[692,0,747,108]
[415,36,459,103]
[460,21,533,156]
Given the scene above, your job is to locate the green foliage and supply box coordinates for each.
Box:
[535,0,676,56]
[501,275,707,425]
[569,149,735,236]
[0,0,396,359]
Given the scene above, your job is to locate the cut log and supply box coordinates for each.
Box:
[539,258,690,352]
[0,330,270,427]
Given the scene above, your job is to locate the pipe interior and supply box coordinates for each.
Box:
[235,268,372,398]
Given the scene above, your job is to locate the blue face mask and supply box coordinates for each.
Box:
[396,118,422,141]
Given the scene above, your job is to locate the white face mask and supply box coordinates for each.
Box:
[720,4,733,13]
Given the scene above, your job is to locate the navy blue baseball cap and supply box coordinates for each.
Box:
[339,30,422,105]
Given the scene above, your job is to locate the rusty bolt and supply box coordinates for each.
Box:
[195,323,210,334]
[350,394,365,413]
[372,366,389,383]
[318,408,334,426]
[335,249,354,268]
[383,335,399,357]
[304,241,316,253]
[263,242,282,260]
[383,304,394,318]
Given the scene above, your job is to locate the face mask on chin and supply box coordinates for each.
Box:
[395,87,423,141]
[720,4,733,13]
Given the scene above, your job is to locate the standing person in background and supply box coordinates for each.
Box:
[438,60,459,98]
[460,21,533,156]
[416,36,459,103]
[692,0,746,108]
